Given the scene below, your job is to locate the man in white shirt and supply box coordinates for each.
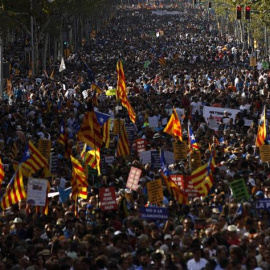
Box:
[187,247,208,270]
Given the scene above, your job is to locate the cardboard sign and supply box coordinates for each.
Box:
[255,199,270,210]
[260,145,270,162]
[230,179,250,202]
[147,179,163,204]
[126,167,142,191]
[190,151,201,172]
[38,139,51,161]
[174,141,188,161]
[140,206,169,220]
[113,119,124,135]
[27,178,48,206]
[250,56,257,67]
[99,187,118,211]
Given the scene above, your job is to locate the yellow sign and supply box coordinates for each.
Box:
[147,179,163,204]
[190,151,201,172]
[106,89,117,96]
[113,119,124,135]
[174,141,188,161]
[38,139,51,162]
[250,56,256,67]
[260,145,270,162]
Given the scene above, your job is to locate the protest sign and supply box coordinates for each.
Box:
[151,150,160,169]
[50,148,58,174]
[126,124,136,142]
[140,150,151,165]
[126,167,142,191]
[255,199,270,210]
[135,139,148,153]
[140,207,169,220]
[113,119,124,135]
[147,179,163,204]
[27,178,48,206]
[203,106,241,130]
[174,141,188,160]
[38,139,51,161]
[99,187,118,211]
[148,116,159,128]
[260,145,270,162]
[230,179,250,201]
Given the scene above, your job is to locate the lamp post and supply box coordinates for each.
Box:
[30,0,35,76]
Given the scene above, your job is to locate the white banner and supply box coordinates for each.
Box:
[203,106,240,130]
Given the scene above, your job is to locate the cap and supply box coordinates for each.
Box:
[13,217,23,224]
[227,225,237,232]
[255,191,264,197]
[164,234,172,240]
[153,133,161,139]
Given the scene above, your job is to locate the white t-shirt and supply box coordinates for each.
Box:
[191,101,202,115]
[187,258,208,270]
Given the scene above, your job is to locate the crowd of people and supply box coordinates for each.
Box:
[0,1,270,270]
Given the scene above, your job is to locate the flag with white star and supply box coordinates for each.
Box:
[188,123,199,151]
[94,110,111,126]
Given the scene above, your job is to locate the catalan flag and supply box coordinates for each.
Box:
[81,145,101,176]
[191,155,215,197]
[77,111,103,149]
[160,172,188,205]
[0,166,26,210]
[0,157,4,189]
[158,57,166,67]
[256,106,266,147]
[21,141,49,176]
[116,60,136,123]
[70,156,88,199]
[117,124,130,159]
[103,118,111,148]
[163,109,182,141]
[188,123,199,151]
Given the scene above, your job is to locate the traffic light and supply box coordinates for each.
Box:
[63,41,68,49]
[236,6,242,20]
[245,6,251,20]
[209,2,212,8]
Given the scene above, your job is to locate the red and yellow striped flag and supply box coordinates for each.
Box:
[70,156,88,199]
[163,109,182,141]
[21,141,49,176]
[191,156,215,197]
[117,124,130,159]
[81,145,101,176]
[256,106,266,147]
[0,157,4,189]
[1,166,26,210]
[116,60,136,123]
[77,111,103,149]
[10,142,18,159]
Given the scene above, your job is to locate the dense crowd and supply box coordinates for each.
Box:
[0,1,270,270]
